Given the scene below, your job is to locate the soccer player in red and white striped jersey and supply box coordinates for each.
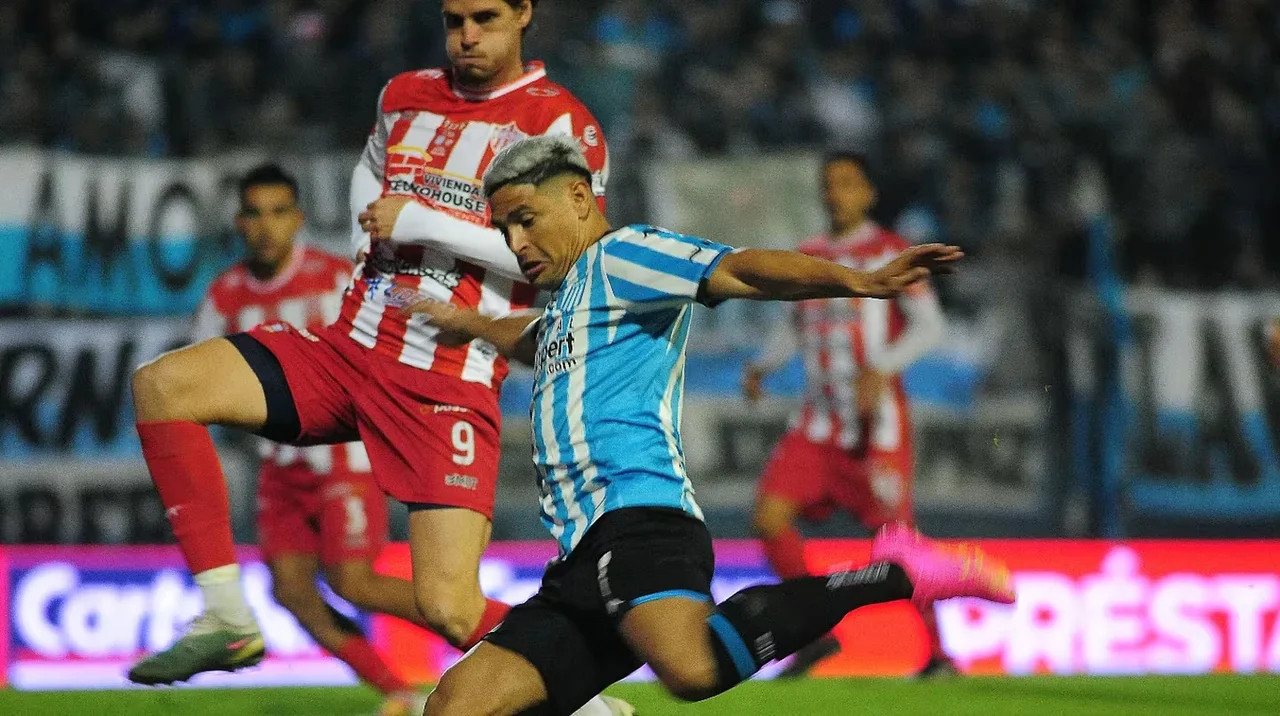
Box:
[744,153,950,677]
[128,7,632,713]
[184,165,426,713]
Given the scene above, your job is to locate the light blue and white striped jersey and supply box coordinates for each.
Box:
[529,224,735,556]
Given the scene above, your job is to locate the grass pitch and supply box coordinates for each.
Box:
[4,675,1279,715]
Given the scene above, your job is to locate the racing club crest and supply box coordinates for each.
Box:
[489,122,528,155]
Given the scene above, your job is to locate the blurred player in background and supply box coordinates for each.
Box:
[167,164,425,713]
[128,3,631,712]
[742,153,949,677]
[1267,318,1280,366]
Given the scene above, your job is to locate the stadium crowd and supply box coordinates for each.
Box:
[2,0,1277,285]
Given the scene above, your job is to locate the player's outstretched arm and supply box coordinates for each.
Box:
[702,243,963,303]
[400,301,539,365]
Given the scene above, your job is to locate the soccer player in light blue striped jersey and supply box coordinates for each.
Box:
[407,136,1014,716]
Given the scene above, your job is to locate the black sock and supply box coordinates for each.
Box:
[706,562,911,689]
[325,603,364,638]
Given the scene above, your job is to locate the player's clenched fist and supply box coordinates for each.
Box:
[358,196,413,241]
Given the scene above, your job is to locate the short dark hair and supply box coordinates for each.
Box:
[504,0,538,8]
[239,164,299,204]
[822,151,870,175]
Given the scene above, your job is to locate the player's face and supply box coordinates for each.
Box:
[443,0,531,87]
[489,176,592,289]
[236,184,302,272]
[823,159,876,232]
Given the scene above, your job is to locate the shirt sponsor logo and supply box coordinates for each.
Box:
[536,332,577,377]
[365,253,463,289]
[386,172,488,217]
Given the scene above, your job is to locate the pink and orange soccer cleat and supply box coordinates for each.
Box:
[870,523,1016,609]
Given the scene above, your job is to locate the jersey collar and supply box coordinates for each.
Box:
[243,243,305,294]
[831,220,879,248]
[451,61,547,101]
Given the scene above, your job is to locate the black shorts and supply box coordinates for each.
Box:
[484,507,715,715]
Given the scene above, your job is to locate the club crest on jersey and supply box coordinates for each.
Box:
[489,122,528,155]
[583,125,600,147]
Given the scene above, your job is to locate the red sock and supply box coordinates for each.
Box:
[335,636,410,695]
[459,599,510,651]
[920,604,947,659]
[762,526,811,579]
[137,421,236,573]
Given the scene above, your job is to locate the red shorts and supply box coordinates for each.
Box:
[256,463,388,565]
[757,429,914,529]
[246,323,501,517]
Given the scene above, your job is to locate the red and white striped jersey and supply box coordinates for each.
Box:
[194,244,371,475]
[760,222,943,451]
[338,61,609,391]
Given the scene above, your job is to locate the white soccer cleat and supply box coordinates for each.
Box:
[571,694,637,716]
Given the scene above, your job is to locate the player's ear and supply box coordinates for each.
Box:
[570,178,593,219]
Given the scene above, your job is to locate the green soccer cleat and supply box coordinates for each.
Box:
[127,614,265,686]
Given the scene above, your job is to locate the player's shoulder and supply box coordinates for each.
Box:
[601,225,725,264]
[797,235,830,256]
[300,245,354,273]
[207,264,247,295]
[202,264,246,309]
[873,225,913,251]
[379,68,452,111]
[529,74,590,112]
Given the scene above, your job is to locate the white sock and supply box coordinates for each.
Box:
[193,564,256,630]
[570,696,618,716]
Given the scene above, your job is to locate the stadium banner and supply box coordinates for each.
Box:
[0,319,191,459]
[1066,288,1280,523]
[3,539,1278,690]
[0,149,354,316]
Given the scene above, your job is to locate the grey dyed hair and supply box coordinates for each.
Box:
[482,135,592,199]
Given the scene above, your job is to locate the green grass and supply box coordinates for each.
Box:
[4,676,1280,715]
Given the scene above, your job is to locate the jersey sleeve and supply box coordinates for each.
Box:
[192,293,228,343]
[350,83,391,258]
[390,199,525,281]
[600,227,734,310]
[540,98,609,209]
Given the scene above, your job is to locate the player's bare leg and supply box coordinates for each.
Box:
[620,598,721,701]
[425,642,549,715]
[325,559,431,629]
[405,507,498,648]
[128,337,270,684]
[404,512,634,716]
[269,554,424,713]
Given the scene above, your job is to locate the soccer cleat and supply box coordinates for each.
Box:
[598,695,638,716]
[777,634,842,678]
[914,655,960,679]
[127,613,265,685]
[870,523,1015,609]
[376,690,429,716]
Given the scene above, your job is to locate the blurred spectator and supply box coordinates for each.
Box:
[0,0,1277,287]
